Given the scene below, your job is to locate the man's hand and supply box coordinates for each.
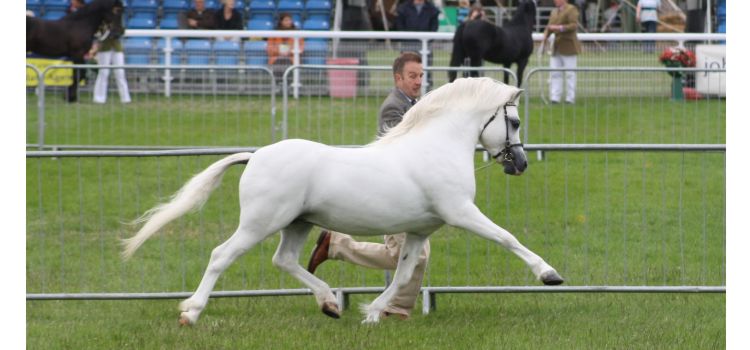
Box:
[188,18,198,28]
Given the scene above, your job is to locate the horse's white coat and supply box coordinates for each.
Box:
[123,77,560,324]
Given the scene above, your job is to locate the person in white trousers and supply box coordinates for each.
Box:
[91,25,131,104]
[541,0,581,104]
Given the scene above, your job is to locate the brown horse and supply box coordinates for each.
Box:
[26,0,124,102]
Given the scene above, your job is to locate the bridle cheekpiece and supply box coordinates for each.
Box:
[479,102,524,162]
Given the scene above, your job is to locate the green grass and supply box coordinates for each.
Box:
[27,294,724,349]
[26,88,726,347]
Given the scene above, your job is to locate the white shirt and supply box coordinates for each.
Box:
[638,0,660,23]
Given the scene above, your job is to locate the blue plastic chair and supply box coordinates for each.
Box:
[161,0,189,16]
[204,0,219,9]
[249,13,274,22]
[42,10,66,20]
[157,38,183,65]
[276,0,304,16]
[43,0,69,12]
[159,17,180,29]
[244,40,268,65]
[214,41,241,66]
[27,0,43,14]
[127,17,157,29]
[248,0,275,15]
[131,11,157,21]
[305,0,331,15]
[184,39,212,65]
[302,39,328,65]
[124,37,153,64]
[247,18,274,30]
[302,18,329,31]
[128,0,159,18]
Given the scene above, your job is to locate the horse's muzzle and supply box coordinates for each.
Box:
[500,147,527,175]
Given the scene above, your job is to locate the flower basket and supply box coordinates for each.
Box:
[659,46,695,100]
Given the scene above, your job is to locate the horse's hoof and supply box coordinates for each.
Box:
[540,270,564,285]
[179,312,196,326]
[321,302,341,319]
[178,316,192,326]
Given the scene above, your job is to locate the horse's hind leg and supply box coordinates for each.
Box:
[272,221,339,318]
[179,225,272,325]
[444,203,563,285]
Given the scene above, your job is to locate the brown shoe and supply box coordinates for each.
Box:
[307,230,331,273]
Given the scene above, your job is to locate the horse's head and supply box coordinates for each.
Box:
[516,0,538,31]
[102,0,125,38]
[478,88,527,176]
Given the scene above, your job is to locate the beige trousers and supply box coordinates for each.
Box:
[327,232,430,316]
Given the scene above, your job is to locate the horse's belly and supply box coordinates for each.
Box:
[301,208,444,236]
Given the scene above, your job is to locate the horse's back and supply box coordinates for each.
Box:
[241,139,440,235]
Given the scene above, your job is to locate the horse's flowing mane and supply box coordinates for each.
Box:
[372,77,521,145]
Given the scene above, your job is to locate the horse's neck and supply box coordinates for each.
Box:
[399,112,482,159]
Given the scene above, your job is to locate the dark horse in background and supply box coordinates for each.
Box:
[26,0,124,102]
[449,0,537,87]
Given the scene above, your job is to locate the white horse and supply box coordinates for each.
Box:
[122,77,563,325]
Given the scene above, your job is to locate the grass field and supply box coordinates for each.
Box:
[26,86,726,347]
[27,294,724,349]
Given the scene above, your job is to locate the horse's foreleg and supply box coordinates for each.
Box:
[66,63,82,103]
[272,221,339,318]
[446,203,563,285]
[516,58,529,87]
[469,54,482,78]
[179,225,271,325]
[361,233,427,324]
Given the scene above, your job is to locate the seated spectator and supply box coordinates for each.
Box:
[267,13,305,83]
[468,2,487,21]
[456,0,470,24]
[179,0,217,30]
[66,0,86,14]
[215,0,244,30]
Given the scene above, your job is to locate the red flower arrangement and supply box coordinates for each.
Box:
[659,46,696,77]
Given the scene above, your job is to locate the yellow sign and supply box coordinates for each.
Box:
[26,57,74,87]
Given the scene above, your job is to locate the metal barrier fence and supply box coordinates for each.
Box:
[27,64,277,149]
[27,64,726,149]
[26,145,725,307]
[521,67,727,144]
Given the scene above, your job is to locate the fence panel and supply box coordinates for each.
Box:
[27,65,276,149]
[522,67,726,145]
[26,146,725,299]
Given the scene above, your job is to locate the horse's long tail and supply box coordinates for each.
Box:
[121,152,253,260]
[449,22,467,82]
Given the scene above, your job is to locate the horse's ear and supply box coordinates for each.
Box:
[512,89,524,103]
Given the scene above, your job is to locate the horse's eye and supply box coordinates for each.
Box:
[511,120,520,128]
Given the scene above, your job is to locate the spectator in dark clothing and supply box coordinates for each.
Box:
[395,0,440,32]
[215,0,244,30]
[179,0,217,30]
[394,0,440,89]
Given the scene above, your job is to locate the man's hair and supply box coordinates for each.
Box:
[392,52,422,76]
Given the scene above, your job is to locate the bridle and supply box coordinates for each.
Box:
[479,102,524,162]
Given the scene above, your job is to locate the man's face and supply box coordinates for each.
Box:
[195,0,205,11]
[395,61,423,100]
[553,0,566,7]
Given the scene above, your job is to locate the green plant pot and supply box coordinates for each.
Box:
[671,76,684,100]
